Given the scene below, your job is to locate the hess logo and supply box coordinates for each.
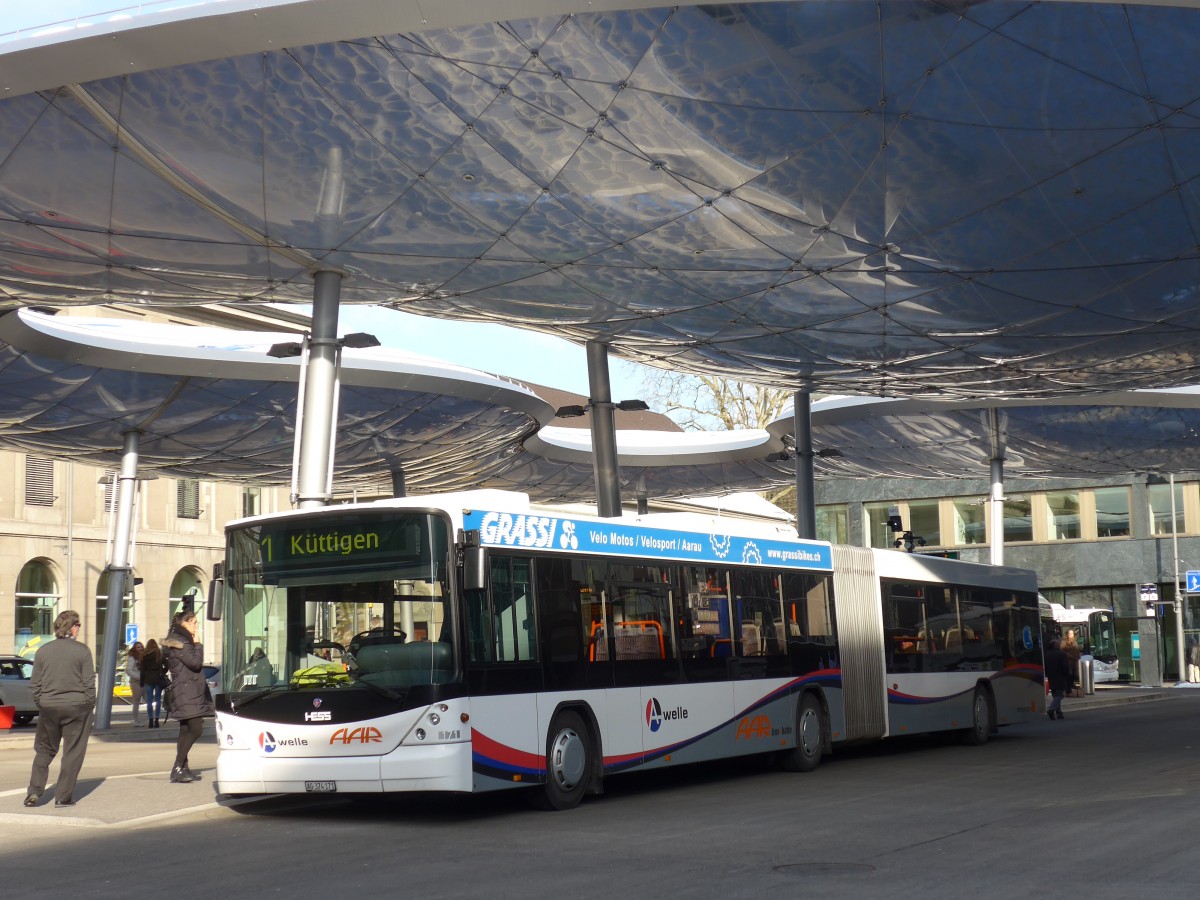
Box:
[645,697,688,733]
[329,726,383,745]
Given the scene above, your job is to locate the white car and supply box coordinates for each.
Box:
[0,655,38,725]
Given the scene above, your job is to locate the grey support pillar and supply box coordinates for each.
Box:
[295,270,343,509]
[586,340,622,518]
[95,431,140,730]
[986,408,1006,566]
[793,391,817,540]
[1170,474,1186,681]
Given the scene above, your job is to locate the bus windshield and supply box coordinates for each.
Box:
[1085,611,1117,663]
[221,509,455,695]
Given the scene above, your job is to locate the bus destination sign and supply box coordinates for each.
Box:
[257,520,417,576]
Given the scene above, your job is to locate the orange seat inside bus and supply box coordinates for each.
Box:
[590,620,665,661]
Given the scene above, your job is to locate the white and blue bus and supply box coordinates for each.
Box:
[1043,601,1119,684]
[210,490,1044,809]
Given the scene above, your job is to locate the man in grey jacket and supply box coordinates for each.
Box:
[24,610,96,809]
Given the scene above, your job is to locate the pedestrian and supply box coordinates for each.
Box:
[1061,629,1082,696]
[125,641,145,726]
[140,638,167,728]
[1044,638,1072,721]
[24,610,96,809]
[1188,639,1200,684]
[162,610,214,784]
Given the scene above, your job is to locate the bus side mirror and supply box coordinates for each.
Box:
[207,563,224,622]
[463,546,486,592]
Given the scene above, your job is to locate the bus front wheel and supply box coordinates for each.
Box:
[961,687,993,746]
[779,693,824,773]
[534,710,591,811]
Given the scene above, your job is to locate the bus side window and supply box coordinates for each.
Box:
[491,556,535,662]
[467,554,537,664]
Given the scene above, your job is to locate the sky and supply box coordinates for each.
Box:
[337,306,650,401]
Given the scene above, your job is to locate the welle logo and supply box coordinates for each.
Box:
[645,697,688,733]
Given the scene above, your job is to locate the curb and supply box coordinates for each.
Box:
[0,721,216,751]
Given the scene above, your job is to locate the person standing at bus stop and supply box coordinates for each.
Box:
[1061,630,1083,696]
[23,610,96,809]
[1044,639,1072,721]
[125,641,145,726]
[163,611,214,784]
[140,639,167,728]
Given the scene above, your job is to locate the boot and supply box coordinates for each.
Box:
[183,767,203,782]
[170,765,197,784]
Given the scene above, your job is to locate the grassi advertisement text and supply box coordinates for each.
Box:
[462,510,831,571]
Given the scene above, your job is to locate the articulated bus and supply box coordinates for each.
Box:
[210,490,1044,809]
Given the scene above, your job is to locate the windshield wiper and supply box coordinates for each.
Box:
[229,684,288,713]
[346,669,403,702]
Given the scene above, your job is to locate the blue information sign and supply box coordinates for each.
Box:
[1187,571,1200,593]
[463,509,832,571]
[125,623,139,645]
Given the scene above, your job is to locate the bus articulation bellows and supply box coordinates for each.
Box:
[210,490,1044,809]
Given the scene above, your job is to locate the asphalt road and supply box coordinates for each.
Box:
[2,694,1197,899]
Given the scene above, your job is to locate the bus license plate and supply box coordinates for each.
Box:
[305,781,337,793]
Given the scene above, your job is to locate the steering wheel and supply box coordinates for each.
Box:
[351,625,407,643]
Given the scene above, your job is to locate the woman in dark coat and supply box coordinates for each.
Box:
[162,611,214,783]
[1044,639,1073,721]
[139,639,167,729]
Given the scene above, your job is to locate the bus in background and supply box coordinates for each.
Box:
[1044,601,1119,683]
[208,490,1044,809]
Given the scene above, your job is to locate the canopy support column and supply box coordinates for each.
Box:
[587,340,622,518]
[95,430,140,731]
[1171,473,1186,682]
[793,391,817,540]
[294,270,343,510]
[987,408,1006,566]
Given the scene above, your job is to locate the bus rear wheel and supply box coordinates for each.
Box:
[779,693,824,773]
[534,710,591,811]
[961,687,993,746]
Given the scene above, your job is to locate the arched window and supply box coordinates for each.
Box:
[170,568,207,648]
[14,559,60,656]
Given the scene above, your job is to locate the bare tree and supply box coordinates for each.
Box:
[640,369,797,514]
[640,369,792,431]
